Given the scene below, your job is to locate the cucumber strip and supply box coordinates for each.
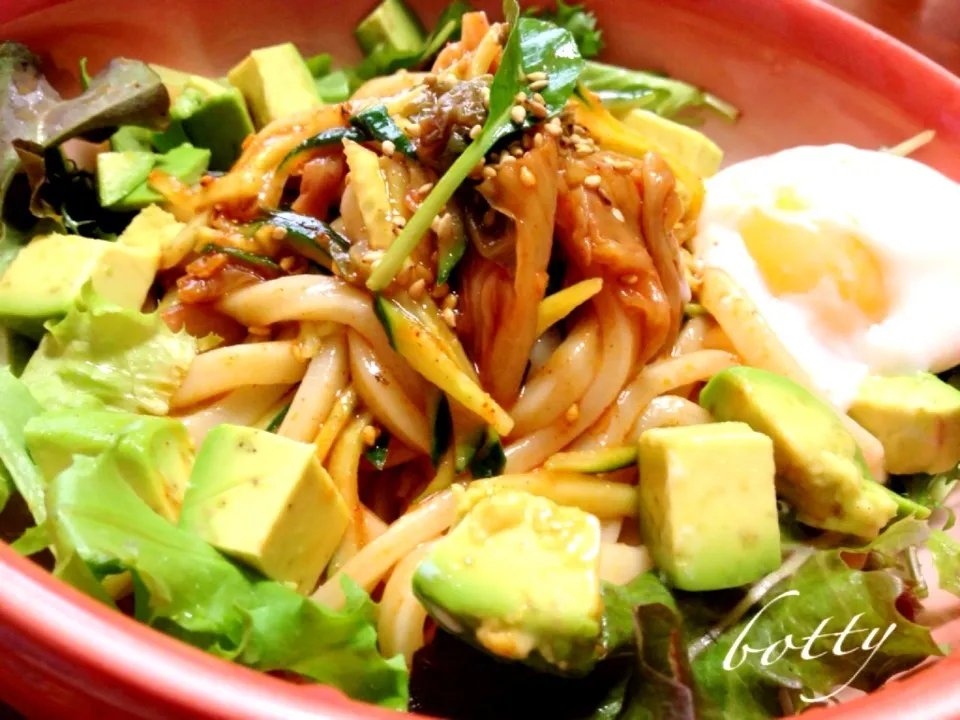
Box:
[364,430,390,470]
[469,427,505,479]
[266,211,355,280]
[428,391,452,468]
[279,127,368,169]
[266,403,291,433]
[374,295,514,436]
[349,103,417,158]
[536,277,604,336]
[544,446,639,474]
[414,446,457,504]
[200,243,282,272]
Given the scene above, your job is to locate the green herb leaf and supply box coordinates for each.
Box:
[305,52,334,78]
[48,446,409,707]
[527,0,604,59]
[20,286,196,416]
[367,0,584,290]
[580,61,738,121]
[364,430,391,470]
[350,103,416,157]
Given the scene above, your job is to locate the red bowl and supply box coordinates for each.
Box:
[3,0,960,718]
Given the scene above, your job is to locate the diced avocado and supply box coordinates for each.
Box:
[700,367,911,537]
[227,43,321,128]
[0,235,157,339]
[546,446,638,474]
[24,410,194,522]
[110,144,212,211]
[621,109,723,177]
[118,205,185,264]
[96,151,156,207]
[355,0,426,55]
[171,78,255,171]
[179,424,350,593]
[413,485,603,672]
[148,63,194,96]
[110,126,155,152]
[637,422,781,591]
[848,373,960,475]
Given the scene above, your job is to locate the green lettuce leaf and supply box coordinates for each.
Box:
[21,286,195,415]
[527,0,604,59]
[48,448,408,708]
[1,42,169,256]
[927,529,960,597]
[0,368,109,599]
[579,61,738,121]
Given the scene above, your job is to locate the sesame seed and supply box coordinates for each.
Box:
[584,174,602,189]
[271,226,288,241]
[381,140,396,156]
[528,101,548,119]
[279,256,296,271]
[482,166,498,179]
[622,274,638,285]
[418,182,434,195]
[442,293,458,310]
[511,105,527,124]
[431,216,443,234]
[441,308,457,328]
[481,87,491,106]
[409,278,427,299]
[565,403,580,423]
[545,120,563,137]
[526,71,547,82]
[612,208,626,222]
[515,91,528,103]
[362,250,384,265]
[392,214,407,228]
[437,213,454,239]
[362,425,380,446]
[570,133,584,144]
[534,132,544,148]
[469,124,482,140]
[500,154,516,164]
[520,166,537,187]
[532,93,545,105]
[396,266,412,286]
[433,283,450,299]
[511,146,524,157]
[528,79,548,92]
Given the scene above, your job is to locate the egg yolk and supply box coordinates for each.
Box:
[740,198,889,328]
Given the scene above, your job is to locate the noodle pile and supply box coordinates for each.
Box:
[147,13,886,665]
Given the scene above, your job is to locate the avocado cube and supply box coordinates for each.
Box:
[179,425,350,593]
[638,422,781,591]
[413,487,603,672]
[700,367,899,538]
[0,235,157,339]
[228,43,321,128]
[96,151,156,207]
[25,410,194,522]
[169,77,255,170]
[110,144,212,212]
[355,0,426,55]
[118,205,185,265]
[849,373,960,475]
[110,126,155,153]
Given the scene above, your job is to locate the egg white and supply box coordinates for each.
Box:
[694,143,960,409]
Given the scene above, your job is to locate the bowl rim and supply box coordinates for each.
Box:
[2,0,960,718]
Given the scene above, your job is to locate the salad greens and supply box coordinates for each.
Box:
[48,445,408,707]
[20,286,196,415]
[527,0,604,59]
[367,0,585,290]
[411,521,946,719]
